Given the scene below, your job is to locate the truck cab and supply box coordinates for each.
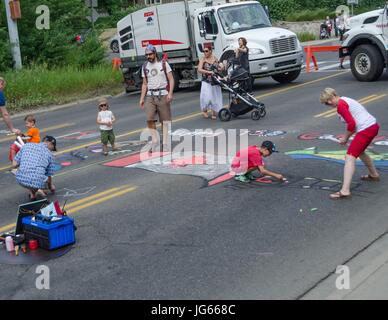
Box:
[340,2,388,81]
[194,1,303,84]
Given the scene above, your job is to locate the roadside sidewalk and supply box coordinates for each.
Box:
[301,230,388,300]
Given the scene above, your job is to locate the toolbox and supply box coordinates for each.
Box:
[22,215,76,250]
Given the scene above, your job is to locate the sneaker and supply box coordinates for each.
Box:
[246,172,256,180]
[234,174,250,183]
[11,168,17,175]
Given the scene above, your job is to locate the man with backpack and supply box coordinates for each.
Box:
[139,44,175,152]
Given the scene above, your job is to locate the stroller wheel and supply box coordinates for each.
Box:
[251,110,261,121]
[218,108,232,122]
[260,108,266,118]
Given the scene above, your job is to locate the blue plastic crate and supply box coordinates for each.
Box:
[22,215,76,250]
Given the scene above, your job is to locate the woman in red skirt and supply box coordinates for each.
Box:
[320,88,380,199]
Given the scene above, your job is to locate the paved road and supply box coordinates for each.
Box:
[1,48,388,299]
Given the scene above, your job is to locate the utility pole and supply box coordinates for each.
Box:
[4,0,22,70]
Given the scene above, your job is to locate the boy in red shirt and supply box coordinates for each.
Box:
[231,140,285,182]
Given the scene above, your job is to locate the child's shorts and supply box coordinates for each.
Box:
[100,129,115,145]
[8,143,20,161]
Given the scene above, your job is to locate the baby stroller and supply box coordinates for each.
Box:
[210,61,266,122]
[320,24,329,39]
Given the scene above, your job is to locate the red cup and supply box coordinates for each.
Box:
[28,240,38,250]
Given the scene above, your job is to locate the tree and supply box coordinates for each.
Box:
[0,0,106,69]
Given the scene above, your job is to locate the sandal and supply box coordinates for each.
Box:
[360,174,380,182]
[330,191,351,200]
[211,115,217,120]
[202,111,209,119]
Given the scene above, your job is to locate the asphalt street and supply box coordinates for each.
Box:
[1,46,388,299]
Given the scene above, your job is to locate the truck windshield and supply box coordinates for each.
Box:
[218,3,271,35]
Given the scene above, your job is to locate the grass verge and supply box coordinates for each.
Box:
[297,31,318,42]
[2,64,124,112]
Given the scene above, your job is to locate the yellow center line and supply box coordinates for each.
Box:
[359,94,387,104]
[0,185,137,233]
[0,123,75,143]
[65,187,125,209]
[0,223,16,234]
[67,187,137,214]
[255,71,349,101]
[324,94,387,118]
[314,94,383,118]
[314,95,377,118]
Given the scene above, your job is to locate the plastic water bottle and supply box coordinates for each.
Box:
[5,236,14,252]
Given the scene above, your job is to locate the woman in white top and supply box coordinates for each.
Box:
[320,88,380,199]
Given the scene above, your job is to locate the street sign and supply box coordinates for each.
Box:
[347,0,359,5]
[86,8,100,23]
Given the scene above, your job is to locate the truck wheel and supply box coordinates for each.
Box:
[350,45,384,82]
[271,69,301,83]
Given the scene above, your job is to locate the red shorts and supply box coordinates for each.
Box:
[8,143,20,161]
[347,123,379,158]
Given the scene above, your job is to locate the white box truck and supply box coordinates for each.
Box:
[339,2,388,81]
[117,0,304,92]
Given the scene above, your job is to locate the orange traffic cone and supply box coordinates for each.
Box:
[112,58,121,70]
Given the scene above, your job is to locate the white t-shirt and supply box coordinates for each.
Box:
[339,97,376,132]
[141,61,172,96]
[98,110,114,131]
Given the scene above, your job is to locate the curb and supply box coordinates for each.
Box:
[300,230,388,300]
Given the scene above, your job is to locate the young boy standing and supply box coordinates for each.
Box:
[97,98,120,155]
[231,140,285,182]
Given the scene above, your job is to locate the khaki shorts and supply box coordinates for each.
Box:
[145,95,172,123]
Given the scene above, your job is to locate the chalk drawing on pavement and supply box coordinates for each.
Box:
[88,144,104,153]
[53,151,88,172]
[298,132,388,146]
[248,130,287,137]
[285,147,388,168]
[103,151,232,187]
[221,175,370,195]
[57,131,100,141]
[108,149,132,156]
[56,186,97,198]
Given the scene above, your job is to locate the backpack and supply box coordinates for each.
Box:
[142,58,170,92]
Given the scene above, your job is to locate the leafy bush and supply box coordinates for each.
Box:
[296,31,318,42]
[95,5,143,29]
[260,0,300,21]
[286,8,334,22]
[0,28,12,71]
